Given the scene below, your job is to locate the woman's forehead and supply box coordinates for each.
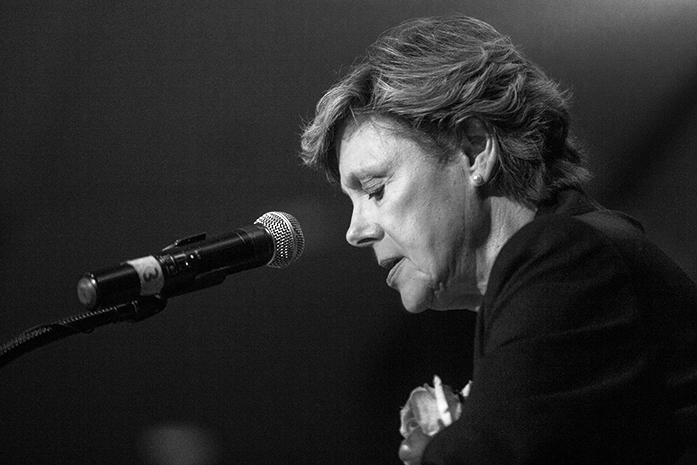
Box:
[338,140,393,194]
[338,114,402,145]
[337,117,411,179]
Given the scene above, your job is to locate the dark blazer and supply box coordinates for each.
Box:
[422,189,697,465]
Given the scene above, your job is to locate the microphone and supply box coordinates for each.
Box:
[77,211,304,309]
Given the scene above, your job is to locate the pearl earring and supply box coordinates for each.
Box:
[472,174,484,186]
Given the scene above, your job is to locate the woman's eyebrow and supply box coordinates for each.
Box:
[339,162,386,194]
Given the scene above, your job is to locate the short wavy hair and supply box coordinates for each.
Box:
[300,15,589,206]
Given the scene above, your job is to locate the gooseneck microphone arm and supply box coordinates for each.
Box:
[0,212,304,369]
[0,297,167,369]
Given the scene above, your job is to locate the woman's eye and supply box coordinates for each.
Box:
[367,185,385,200]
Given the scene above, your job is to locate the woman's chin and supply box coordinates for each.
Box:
[397,287,431,313]
[402,301,428,313]
[391,263,433,313]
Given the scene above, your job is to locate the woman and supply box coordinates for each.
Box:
[300,16,697,464]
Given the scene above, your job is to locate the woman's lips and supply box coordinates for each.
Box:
[380,257,401,271]
[386,257,405,286]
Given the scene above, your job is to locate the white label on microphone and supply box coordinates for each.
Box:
[127,256,164,296]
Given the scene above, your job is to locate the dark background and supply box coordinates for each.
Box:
[1,1,696,464]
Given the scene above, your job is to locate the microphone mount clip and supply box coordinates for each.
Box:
[161,232,207,252]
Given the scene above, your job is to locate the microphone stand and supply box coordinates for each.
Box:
[0,296,167,369]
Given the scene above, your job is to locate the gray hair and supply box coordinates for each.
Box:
[300,15,589,206]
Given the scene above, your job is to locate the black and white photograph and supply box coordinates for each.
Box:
[1,1,696,464]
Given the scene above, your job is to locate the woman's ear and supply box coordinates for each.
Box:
[461,118,497,184]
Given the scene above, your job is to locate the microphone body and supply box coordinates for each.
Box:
[77,212,303,309]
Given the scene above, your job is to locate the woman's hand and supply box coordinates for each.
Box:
[398,376,467,465]
[398,427,432,465]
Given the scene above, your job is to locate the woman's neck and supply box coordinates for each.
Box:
[476,196,537,295]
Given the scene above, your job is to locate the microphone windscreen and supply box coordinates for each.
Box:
[254,211,305,268]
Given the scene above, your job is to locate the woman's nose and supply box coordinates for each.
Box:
[345,207,383,247]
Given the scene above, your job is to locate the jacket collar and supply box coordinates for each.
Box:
[535,188,599,218]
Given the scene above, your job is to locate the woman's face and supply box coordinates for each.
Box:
[338,115,484,313]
